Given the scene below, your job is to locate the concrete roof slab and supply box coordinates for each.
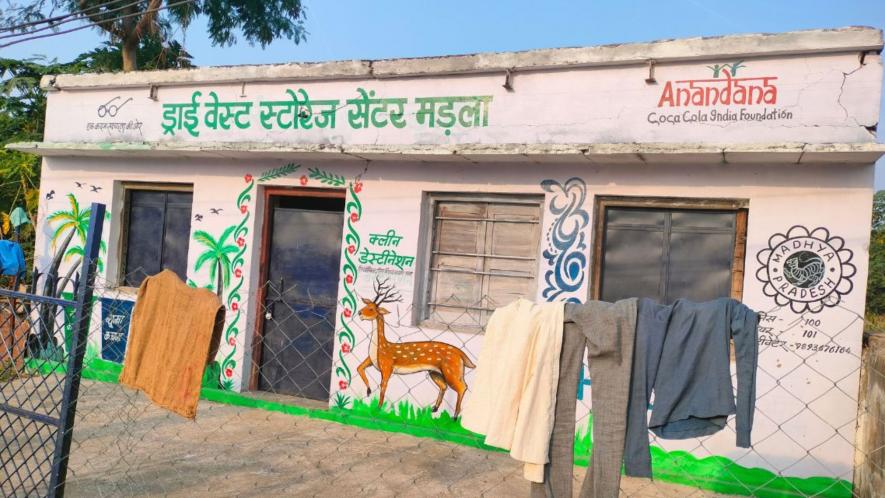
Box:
[39,27,883,91]
[7,141,884,165]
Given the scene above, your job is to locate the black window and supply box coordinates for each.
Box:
[121,188,193,287]
[598,206,742,304]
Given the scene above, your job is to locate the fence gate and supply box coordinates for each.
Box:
[0,204,105,498]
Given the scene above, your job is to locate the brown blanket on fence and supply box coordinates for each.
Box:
[119,270,225,419]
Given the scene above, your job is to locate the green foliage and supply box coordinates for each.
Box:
[200,0,307,48]
[866,190,885,320]
[0,56,74,265]
[872,189,884,232]
[1,38,188,273]
[72,34,194,72]
[2,1,306,70]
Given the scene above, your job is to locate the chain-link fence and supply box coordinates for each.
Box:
[0,289,75,498]
[2,271,884,497]
[1,204,104,498]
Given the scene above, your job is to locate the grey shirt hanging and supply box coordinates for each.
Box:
[624,297,760,478]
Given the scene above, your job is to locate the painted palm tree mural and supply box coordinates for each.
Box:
[194,226,239,297]
[47,193,108,271]
[36,193,108,360]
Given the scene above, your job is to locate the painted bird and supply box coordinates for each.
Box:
[74,182,85,188]
[194,214,203,221]
[209,208,223,214]
[45,190,55,200]
[90,185,102,192]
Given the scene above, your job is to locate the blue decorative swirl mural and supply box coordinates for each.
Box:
[540,177,589,303]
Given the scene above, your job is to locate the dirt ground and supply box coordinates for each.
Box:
[37,381,737,497]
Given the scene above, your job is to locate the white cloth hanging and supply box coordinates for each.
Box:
[461,298,565,483]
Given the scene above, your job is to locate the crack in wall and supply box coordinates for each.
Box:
[795,144,807,164]
[357,160,371,182]
[836,53,877,137]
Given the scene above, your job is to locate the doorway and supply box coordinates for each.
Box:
[253,188,345,401]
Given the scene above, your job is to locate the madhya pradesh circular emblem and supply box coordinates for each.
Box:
[755,226,855,313]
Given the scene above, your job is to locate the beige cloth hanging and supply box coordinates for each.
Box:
[461,298,565,483]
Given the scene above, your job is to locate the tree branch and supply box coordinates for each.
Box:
[78,0,124,38]
[133,0,162,40]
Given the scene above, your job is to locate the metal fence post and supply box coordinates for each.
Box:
[48,203,105,498]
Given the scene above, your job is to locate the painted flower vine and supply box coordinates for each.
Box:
[190,174,253,390]
[333,180,362,409]
[215,176,254,389]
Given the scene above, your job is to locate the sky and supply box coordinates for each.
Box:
[4,0,885,188]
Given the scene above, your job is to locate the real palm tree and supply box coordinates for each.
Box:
[194,226,239,297]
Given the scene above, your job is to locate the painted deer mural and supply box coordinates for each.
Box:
[356,278,475,418]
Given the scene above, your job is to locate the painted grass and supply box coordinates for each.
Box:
[646,446,853,498]
[323,397,505,452]
[16,360,853,498]
[24,354,120,383]
[576,421,851,498]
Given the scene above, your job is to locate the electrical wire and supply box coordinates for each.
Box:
[0,1,135,41]
[0,0,197,49]
[0,0,196,42]
[0,0,136,34]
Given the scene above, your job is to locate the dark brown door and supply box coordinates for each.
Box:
[257,193,344,400]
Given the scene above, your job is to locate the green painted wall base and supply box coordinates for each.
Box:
[24,359,853,498]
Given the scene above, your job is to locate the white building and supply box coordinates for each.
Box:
[10,26,884,497]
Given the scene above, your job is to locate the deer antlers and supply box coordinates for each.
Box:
[372,277,403,306]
